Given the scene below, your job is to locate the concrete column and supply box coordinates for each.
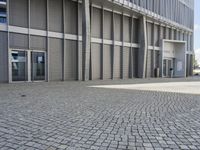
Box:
[111,12,115,80]
[62,0,66,81]
[121,14,124,79]
[77,4,82,81]
[159,25,164,77]
[138,16,147,78]
[129,16,133,78]
[7,0,11,83]
[46,0,50,82]
[152,23,156,77]
[82,0,91,81]
[101,7,104,80]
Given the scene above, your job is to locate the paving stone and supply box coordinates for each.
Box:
[0,78,200,150]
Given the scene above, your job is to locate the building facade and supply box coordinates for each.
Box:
[0,0,194,83]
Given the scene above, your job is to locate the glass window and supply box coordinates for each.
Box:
[0,0,7,23]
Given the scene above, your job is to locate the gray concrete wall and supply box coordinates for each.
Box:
[103,10,112,40]
[10,33,28,49]
[129,0,194,29]
[65,40,78,80]
[30,0,47,30]
[49,0,63,32]
[9,0,28,27]
[103,45,112,79]
[91,7,101,38]
[0,0,194,83]
[0,32,8,83]
[91,43,101,80]
[49,38,63,81]
[113,46,121,79]
[30,36,46,50]
[65,0,78,35]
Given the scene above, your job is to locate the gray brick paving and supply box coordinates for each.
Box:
[0,78,200,150]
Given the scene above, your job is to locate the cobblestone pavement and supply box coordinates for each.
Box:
[0,78,200,150]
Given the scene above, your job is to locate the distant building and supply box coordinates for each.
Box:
[0,0,194,83]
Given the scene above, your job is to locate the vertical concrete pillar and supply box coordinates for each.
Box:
[152,23,156,77]
[159,25,164,77]
[82,0,91,81]
[111,12,115,80]
[7,0,10,83]
[101,7,104,80]
[77,4,83,81]
[121,14,124,79]
[129,17,133,78]
[138,16,147,78]
[62,0,66,81]
[46,0,50,82]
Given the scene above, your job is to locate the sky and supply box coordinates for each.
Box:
[194,0,200,64]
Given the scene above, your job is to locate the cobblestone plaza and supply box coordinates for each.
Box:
[0,78,200,150]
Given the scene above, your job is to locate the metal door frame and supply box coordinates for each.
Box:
[163,58,173,78]
[9,49,47,83]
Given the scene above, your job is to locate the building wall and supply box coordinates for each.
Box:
[125,0,194,29]
[0,0,194,83]
[0,31,8,83]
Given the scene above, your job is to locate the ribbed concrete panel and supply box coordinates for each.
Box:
[9,0,28,27]
[132,48,138,77]
[30,35,46,50]
[124,16,130,43]
[123,47,130,78]
[91,7,101,38]
[104,10,112,40]
[91,43,101,80]
[135,0,194,29]
[165,27,170,39]
[180,32,184,41]
[49,0,63,32]
[190,55,193,75]
[154,25,159,46]
[155,51,159,68]
[160,26,165,41]
[103,45,112,79]
[146,50,152,78]
[132,18,139,43]
[49,38,62,81]
[78,41,82,80]
[30,0,47,30]
[170,29,174,40]
[114,13,122,41]
[147,22,153,46]
[78,3,82,35]
[174,30,178,40]
[0,32,8,83]
[188,34,191,51]
[65,40,77,80]
[113,46,121,79]
[10,33,28,49]
[65,0,78,35]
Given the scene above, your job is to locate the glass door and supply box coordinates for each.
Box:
[11,50,28,82]
[167,60,172,77]
[163,60,167,77]
[31,51,45,81]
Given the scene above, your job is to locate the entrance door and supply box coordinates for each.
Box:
[11,50,28,82]
[163,59,173,78]
[10,50,46,82]
[31,52,45,81]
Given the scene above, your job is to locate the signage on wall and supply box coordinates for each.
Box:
[177,61,183,71]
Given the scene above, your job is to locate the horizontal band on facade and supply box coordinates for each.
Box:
[0,25,140,48]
